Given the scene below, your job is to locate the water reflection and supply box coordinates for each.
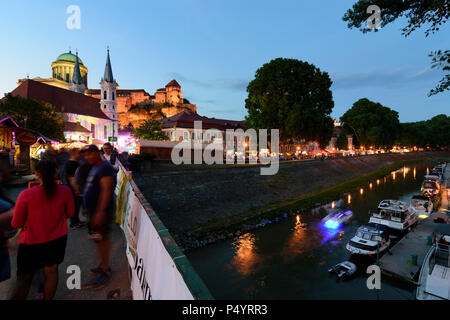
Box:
[227,233,262,276]
[187,162,435,300]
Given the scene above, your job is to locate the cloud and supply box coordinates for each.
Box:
[167,72,249,91]
[168,72,213,88]
[331,67,442,90]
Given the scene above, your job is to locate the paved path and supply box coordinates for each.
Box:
[379,213,437,284]
[0,184,132,300]
[379,163,450,284]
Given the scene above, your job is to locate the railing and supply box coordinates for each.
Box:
[114,161,213,300]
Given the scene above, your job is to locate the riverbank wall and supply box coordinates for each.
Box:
[133,152,450,251]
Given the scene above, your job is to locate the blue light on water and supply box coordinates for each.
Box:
[324,219,340,229]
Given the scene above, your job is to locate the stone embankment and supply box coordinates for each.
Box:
[133,152,450,251]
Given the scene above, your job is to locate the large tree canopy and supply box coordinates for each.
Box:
[340,98,400,149]
[0,94,64,141]
[343,0,450,95]
[245,58,335,148]
[397,114,450,148]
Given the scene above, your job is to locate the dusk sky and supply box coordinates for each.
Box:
[1,0,448,122]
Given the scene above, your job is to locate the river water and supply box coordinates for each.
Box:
[186,161,438,300]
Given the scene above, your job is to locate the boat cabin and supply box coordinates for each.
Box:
[373,200,410,223]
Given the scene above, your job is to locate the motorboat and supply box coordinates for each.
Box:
[416,225,450,300]
[322,210,353,229]
[328,261,357,279]
[369,200,418,231]
[346,223,390,255]
[428,171,442,182]
[421,179,441,198]
[410,195,433,219]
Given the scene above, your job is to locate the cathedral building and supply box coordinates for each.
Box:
[12,49,118,144]
[18,47,197,130]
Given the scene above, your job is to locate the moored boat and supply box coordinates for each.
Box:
[410,195,433,219]
[346,223,390,255]
[322,210,353,229]
[421,179,441,198]
[416,225,450,300]
[369,200,418,231]
[328,261,357,279]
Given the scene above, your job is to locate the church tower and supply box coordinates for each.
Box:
[100,47,117,121]
[69,51,86,94]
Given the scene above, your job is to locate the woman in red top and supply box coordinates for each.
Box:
[10,160,74,300]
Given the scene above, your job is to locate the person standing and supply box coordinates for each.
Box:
[56,148,70,180]
[102,142,119,172]
[0,170,16,284]
[10,160,74,300]
[63,148,84,229]
[82,145,116,289]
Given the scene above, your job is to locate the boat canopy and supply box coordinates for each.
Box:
[359,223,388,234]
[378,200,409,212]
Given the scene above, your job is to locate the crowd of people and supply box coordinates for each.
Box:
[0,142,120,300]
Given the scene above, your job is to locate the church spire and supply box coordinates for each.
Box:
[103,46,114,83]
[72,50,83,85]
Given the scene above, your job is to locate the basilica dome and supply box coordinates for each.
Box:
[55,51,84,65]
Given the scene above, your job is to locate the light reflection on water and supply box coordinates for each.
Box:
[227,233,262,276]
[187,164,433,299]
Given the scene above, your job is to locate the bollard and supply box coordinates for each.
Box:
[411,254,418,266]
[427,235,433,246]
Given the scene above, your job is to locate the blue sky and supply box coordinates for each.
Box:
[0,0,448,122]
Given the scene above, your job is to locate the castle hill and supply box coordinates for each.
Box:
[0,0,449,312]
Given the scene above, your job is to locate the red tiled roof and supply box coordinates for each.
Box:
[64,121,91,133]
[85,89,151,96]
[165,79,181,88]
[9,80,110,120]
[161,111,245,130]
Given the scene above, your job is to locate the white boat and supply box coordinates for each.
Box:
[322,210,353,229]
[346,223,391,255]
[410,195,433,219]
[421,179,441,198]
[369,200,418,231]
[416,225,450,300]
[328,261,357,278]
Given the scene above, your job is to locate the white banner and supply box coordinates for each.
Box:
[115,165,196,300]
[130,213,194,300]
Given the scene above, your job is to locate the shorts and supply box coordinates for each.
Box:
[89,205,115,239]
[17,235,67,276]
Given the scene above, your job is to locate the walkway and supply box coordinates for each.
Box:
[0,182,132,300]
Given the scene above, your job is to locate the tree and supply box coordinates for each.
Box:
[336,128,350,150]
[343,0,450,95]
[129,101,174,120]
[427,114,450,148]
[245,58,335,148]
[0,94,64,141]
[397,114,450,148]
[133,119,169,141]
[397,121,430,147]
[340,98,400,149]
